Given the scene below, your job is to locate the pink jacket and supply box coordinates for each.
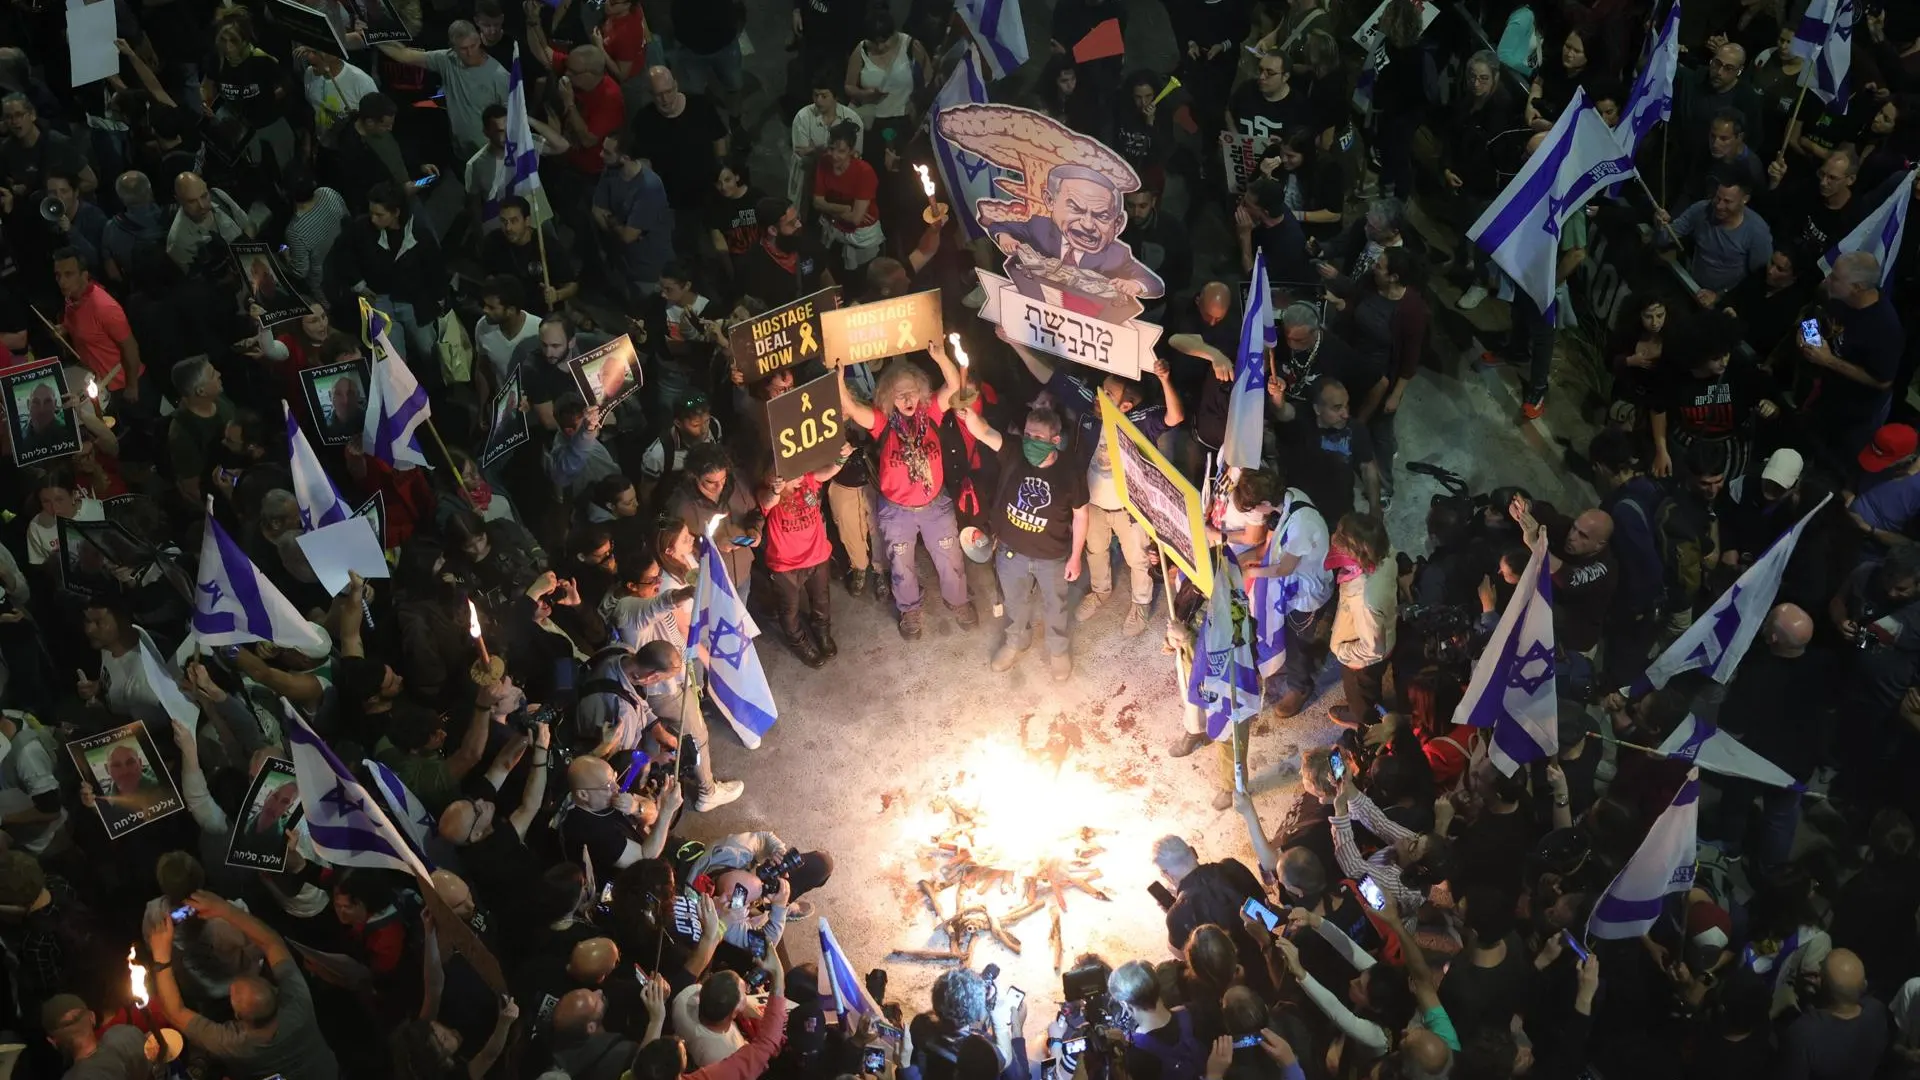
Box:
[690,995,789,1080]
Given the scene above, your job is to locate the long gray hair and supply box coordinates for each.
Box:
[872,360,933,418]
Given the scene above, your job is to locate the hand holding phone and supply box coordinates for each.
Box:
[1358,877,1387,911]
[1561,929,1589,962]
[1800,318,1824,348]
[1240,896,1281,932]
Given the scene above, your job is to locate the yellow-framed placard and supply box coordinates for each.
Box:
[1100,394,1211,597]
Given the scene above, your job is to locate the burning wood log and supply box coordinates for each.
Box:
[918,880,944,919]
[1049,910,1063,972]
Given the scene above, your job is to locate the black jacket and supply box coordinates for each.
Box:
[330,215,447,320]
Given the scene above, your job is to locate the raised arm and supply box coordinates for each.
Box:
[114,38,177,108]
[955,401,1004,452]
[928,336,961,412]
[1005,335,1056,385]
[1231,790,1279,877]
[836,360,877,431]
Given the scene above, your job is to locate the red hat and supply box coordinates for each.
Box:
[1859,424,1919,473]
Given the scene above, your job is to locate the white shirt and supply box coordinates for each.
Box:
[1277,489,1333,612]
[788,102,864,202]
[27,497,104,565]
[304,62,377,134]
[473,312,541,383]
[671,985,749,1067]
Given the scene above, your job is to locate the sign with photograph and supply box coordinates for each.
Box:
[301,358,370,447]
[344,0,412,43]
[68,722,185,840]
[479,369,530,468]
[56,516,155,599]
[226,758,302,871]
[267,0,349,54]
[232,241,311,326]
[1221,133,1263,195]
[1,359,80,466]
[727,287,840,381]
[764,372,846,478]
[818,290,944,367]
[977,270,1154,378]
[936,102,1166,375]
[568,335,642,410]
[1101,394,1210,596]
[355,491,387,551]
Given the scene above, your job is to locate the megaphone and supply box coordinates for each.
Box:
[38,195,63,223]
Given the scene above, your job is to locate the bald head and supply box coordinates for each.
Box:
[430,869,473,917]
[1824,949,1866,1005]
[1566,509,1613,557]
[1763,603,1813,656]
[1197,281,1232,325]
[230,974,279,1025]
[648,65,677,96]
[552,988,606,1037]
[569,937,621,983]
[1401,1029,1453,1080]
[437,799,477,843]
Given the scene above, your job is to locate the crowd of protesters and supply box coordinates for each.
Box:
[2,0,1920,1079]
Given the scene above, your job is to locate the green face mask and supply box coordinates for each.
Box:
[1022,437,1056,466]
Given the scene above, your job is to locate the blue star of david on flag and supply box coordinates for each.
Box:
[1453,540,1559,775]
[689,537,779,749]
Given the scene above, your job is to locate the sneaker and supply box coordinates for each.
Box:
[811,620,838,659]
[1328,704,1361,730]
[1049,653,1072,682]
[951,600,979,630]
[787,633,826,669]
[991,639,1028,671]
[694,779,745,811]
[1075,591,1108,622]
[1211,789,1235,811]
[1458,284,1489,310]
[784,899,816,919]
[898,607,924,641]
[1168,732,1210,758]
[1521,393,1547,421]
[847,569,868,596]
[1123,602,1150,637]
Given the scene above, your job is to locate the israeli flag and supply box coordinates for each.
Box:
[1588,771,1701,940]
[931,48,1001,240]
[819,917,882,1017]
[287,706,431,878]
[140,634,200,727]
[1252,491,1317,679]
[486,44,552,228]
[688,535,778,749]
[1819,168,1917,287]
[365,758,438,859]
[1630,493,1833,695]
[193,505,331,655]
[1657,715,1801,790]
[1470,88,1638,317]
[1221,251,1275,470]
[1791,0,1854,105]
[286,402,348,531]
[1186,553,1262,740]
[1616,0,1679,157]
[1453,539,1557,775]
[360,298,432,471]
[955,0,1027,81]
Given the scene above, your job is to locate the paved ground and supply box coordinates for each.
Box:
[683,0,1597,1040]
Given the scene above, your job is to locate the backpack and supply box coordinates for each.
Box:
[1609,484,1683,607]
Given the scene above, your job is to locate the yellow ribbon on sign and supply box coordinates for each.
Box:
[798,322,818,355]
[799,392,811,411]
[896,320,915,349]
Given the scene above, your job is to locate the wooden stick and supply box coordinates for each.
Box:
[28,305,89,367]
[535,222,552,291]
[423,417,478,508]
[1635,176,1685,248]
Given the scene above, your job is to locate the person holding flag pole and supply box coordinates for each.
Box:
[1781,0,1855,155]
[360,298,477,508]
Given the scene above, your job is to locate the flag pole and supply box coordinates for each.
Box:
[535,224,552,293]
[1635,176,1684,247]
[424,417,478,508]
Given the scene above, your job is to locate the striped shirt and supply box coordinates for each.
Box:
[284,187,348,296]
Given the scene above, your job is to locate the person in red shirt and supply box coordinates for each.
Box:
[834,336,973,639]
[592,0,650,80]
[758,440,854,667]
[54,247,144,412]
[530,29,625,177]
[811,122,883,272]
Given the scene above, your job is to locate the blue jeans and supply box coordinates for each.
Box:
[674,40,742,97]
[1279,597,1337,697]
[376,296,438,371]
[876,494,969,614]
[996,546,1071,656]
[1710,775,1801,873]
[1508,289,1556,400]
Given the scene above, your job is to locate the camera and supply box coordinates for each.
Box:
[755,847,806,891]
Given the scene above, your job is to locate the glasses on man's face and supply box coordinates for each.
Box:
[639,574,664,587]
[1708,57,1741,72]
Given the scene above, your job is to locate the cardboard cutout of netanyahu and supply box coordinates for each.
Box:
[935,103,1163,377]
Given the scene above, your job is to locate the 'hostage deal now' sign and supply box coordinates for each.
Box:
[728,287,841,380]
[819,290,945,367]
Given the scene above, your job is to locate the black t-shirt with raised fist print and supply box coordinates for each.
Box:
[989,439,1089,562]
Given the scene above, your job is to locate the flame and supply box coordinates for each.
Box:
[948,332,969,369]
[914,163,935,199]
[85,376,98,401]
[893,740,1133,872]
[467,600,482,640]
[128,947,149,1007]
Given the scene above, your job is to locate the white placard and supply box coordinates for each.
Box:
[974,270,1158,379]
[295,517,390,597]
[67,0,120,85]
